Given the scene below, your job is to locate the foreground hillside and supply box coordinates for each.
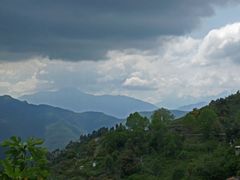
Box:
[50,92,240,179]
[0,95,121,151]
[20,88,157,118]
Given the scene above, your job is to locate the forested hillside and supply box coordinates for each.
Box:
[49,92,240,179]
[0,95,121,151]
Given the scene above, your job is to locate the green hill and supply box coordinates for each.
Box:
[49,92,240,179]
[0,95,121,151]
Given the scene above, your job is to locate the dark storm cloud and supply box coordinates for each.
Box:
[0,0,238,61]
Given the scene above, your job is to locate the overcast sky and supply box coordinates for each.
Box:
[1,0,240,108]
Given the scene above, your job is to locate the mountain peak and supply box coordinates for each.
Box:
[0,95,17,103]
[1,94,13,99]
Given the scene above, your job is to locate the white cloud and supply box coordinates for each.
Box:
[1,22,240,108]
[0,58,50,96]
[123,76,157,90]
[94,22,240,105]
[195,22,240,65]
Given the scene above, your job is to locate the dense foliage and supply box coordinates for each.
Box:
[0,136,49,179]
[49,91,240,180]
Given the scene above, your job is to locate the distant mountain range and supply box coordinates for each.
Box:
[0,95,121,151]
[1,89,204,153]
[20,88,157,118]
[177,102,208,111]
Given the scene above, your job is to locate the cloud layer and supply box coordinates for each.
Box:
[0,0,238,60]
[1,23,240,108]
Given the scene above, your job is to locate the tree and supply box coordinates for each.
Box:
[198,108,218,139]
[120,150,141,177]
[148,108,174,152]
[151,108,174,130]
[104,131,128,153]
[225,111,240,143]
[0,136,49,179]
[126,112,149,131]
[104,155,114,173]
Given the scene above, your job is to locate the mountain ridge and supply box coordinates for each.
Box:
[0,95,121,151]
[177,101,208,111]
[20,88,158,118]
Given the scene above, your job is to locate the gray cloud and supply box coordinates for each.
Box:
[1,22,240,107]
[0,0,238,61]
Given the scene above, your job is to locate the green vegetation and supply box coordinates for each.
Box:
[0,136,49,179]
[49,92,240,179]
[44,121,82,151]
[2,92,240,179]
[0,95,121,151]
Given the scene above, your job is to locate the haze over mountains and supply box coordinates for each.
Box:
[0,89,190,153]
[0,92,187,153]
[20,88,158,118]
[177,102,208,112]
[0,95,121,151]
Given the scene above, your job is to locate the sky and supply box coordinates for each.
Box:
[0,0,240,108]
